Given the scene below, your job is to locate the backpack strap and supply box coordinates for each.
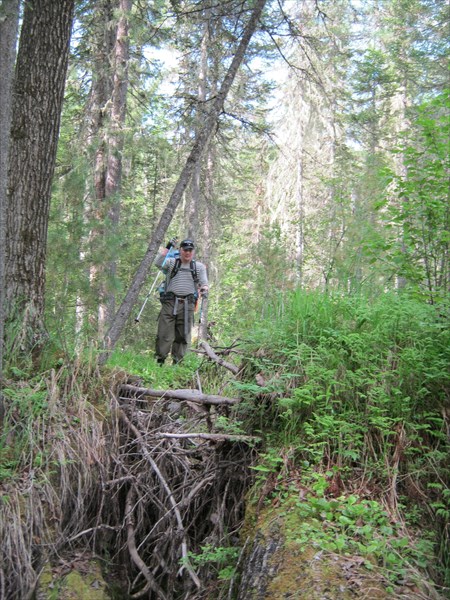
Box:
[169,258,198,285]
[169,258,182,280]
[190,260,199,285]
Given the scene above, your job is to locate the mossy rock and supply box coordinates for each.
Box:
[37,557,111,599]
[237,497,412,600]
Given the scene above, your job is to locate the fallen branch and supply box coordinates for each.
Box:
[199,341,240,375]
[119,384,239,406]
[155,432,261,443]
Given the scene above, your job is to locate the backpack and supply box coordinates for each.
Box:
[159,258,199,299]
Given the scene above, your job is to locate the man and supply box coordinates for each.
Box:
[155,238,209,365]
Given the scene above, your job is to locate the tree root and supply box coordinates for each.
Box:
[99,390,257,598]
[125,485,168,600]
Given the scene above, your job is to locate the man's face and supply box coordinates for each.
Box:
[181,246,194,260]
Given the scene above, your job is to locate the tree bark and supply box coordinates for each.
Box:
[75,0,115,349]
[119,384,240,406]
[5,0,75,357]
[0,0,20,381]
[103,0,131,330]
[100,0,268,363]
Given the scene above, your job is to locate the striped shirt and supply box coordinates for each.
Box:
[155,253,208,297]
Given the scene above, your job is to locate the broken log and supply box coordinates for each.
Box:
[155,432,261,443]
[199,341,240,375]
[119,384,239,406]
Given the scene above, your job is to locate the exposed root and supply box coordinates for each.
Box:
[100,392,257,598]
[0,362,256,599]
[125,486,168,600]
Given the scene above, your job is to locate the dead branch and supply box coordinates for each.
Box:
[155,432,261,443]
[119,384,239,405]
[199,341,240,375]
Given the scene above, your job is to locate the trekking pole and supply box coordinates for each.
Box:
[134,240,178,323]
[134,272,161,323]
[196,294,207,345]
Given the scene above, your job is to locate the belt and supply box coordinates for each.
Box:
[162,292,194,302]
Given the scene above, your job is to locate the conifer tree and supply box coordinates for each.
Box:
[5,0,75,360]
[100,0,268,360]
[0,0,19,386]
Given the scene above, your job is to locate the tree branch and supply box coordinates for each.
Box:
[155,432,261,443]
[120,409,201,591]
[199,341,240,375]
[119,384,240,405]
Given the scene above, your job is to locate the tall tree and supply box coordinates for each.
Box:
[5,0,75,360]
[80,0,132,341]
[100,0,268,361]
[0,0,20,381]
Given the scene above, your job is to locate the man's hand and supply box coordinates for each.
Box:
[166,237,178,249]
[200,285,209,298]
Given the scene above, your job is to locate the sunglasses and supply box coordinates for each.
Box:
[181,247,193,251]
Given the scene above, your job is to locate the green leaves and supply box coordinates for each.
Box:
[377,91,450,302]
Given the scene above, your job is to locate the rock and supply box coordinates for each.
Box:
[36,556,111,599]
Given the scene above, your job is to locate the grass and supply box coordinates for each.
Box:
[106,347,204,388]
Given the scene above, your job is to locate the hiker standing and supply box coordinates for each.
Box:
[155,238,209,365]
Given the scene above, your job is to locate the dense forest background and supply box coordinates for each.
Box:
[0,0,448,598]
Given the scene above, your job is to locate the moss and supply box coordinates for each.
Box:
[265,541,390,600]
[62,569,109,599]
[240,492,391,600]
[37,559,111,600]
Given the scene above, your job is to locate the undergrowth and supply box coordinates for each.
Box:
[1,289,448,598]
[229,289,449,594]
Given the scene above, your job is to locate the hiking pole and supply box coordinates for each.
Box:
[196,293,207,345]
[134,239,178,323]
[134,272,161,323]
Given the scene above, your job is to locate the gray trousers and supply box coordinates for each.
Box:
[155,296,195,363]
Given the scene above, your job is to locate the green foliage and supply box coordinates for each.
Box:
[276,481,434,584]
[235,288,449,586]
[184,544,240,581]
[106,348,202,388]
[211,223,292,340]
[375,91,450,302]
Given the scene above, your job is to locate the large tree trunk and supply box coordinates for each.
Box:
[0,0,20,381]
[96,0,131,337]
[100,0,268,362]
[186,14,210,240]
[75,0,115,349]
[5,0,75,359]
[77,0,130,344]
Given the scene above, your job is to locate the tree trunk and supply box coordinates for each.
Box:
[75,0,114,349]
[78,0,131,343]
[101,0,131,335]
[0,0,20,381]
[186,15,210,240]
[100,0,268,363]
[5,0,75,358]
